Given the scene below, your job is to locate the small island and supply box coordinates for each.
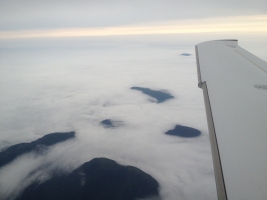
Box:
[165,125,201,137]
[131,87,174,103]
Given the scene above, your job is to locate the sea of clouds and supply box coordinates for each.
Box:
[0,33,266,200]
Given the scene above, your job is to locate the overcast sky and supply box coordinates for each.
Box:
[0,0,266,31]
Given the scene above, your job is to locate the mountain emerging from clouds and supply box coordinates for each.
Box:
[165,125,201,137]
[101,119,115,128]
[131,87,174,103]
[16,157,159,200]
[0,132,159,200]
[0,132,75,168]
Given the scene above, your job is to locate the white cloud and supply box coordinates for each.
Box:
[0,33,265,199]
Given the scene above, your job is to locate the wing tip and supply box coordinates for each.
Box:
[195,39,239,87]
[196,39,238,47]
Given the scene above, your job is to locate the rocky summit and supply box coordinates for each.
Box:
[165,125,201,137]
[131,87,174,103]
[16,158,159,200]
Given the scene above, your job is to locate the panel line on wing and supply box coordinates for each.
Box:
[234,49,267,74]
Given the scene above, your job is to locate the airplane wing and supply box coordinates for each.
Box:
[195,40,267,200]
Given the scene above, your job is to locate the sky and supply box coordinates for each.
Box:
[0,1,266,200]
[0,0,267,36]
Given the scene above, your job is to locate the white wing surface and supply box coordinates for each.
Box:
[195,40,267,200]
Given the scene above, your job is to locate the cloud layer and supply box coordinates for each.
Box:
[0,33,266,200]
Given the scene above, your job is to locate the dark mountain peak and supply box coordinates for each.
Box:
[131,86,174,103]
[0,132,75,168]
[31,131,75,146]
[100,119,123,128]
[16,157,159,200]
[100,119,115,128]
[78,157,120,171]
[165,125,201,137]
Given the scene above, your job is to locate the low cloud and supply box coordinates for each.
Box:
[1,33,250,199]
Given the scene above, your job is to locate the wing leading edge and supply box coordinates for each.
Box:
[195,40,267,200]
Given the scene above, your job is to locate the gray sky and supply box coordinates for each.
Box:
[0,0,266,30]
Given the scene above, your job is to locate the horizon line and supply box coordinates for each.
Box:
[1,15,266,39]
